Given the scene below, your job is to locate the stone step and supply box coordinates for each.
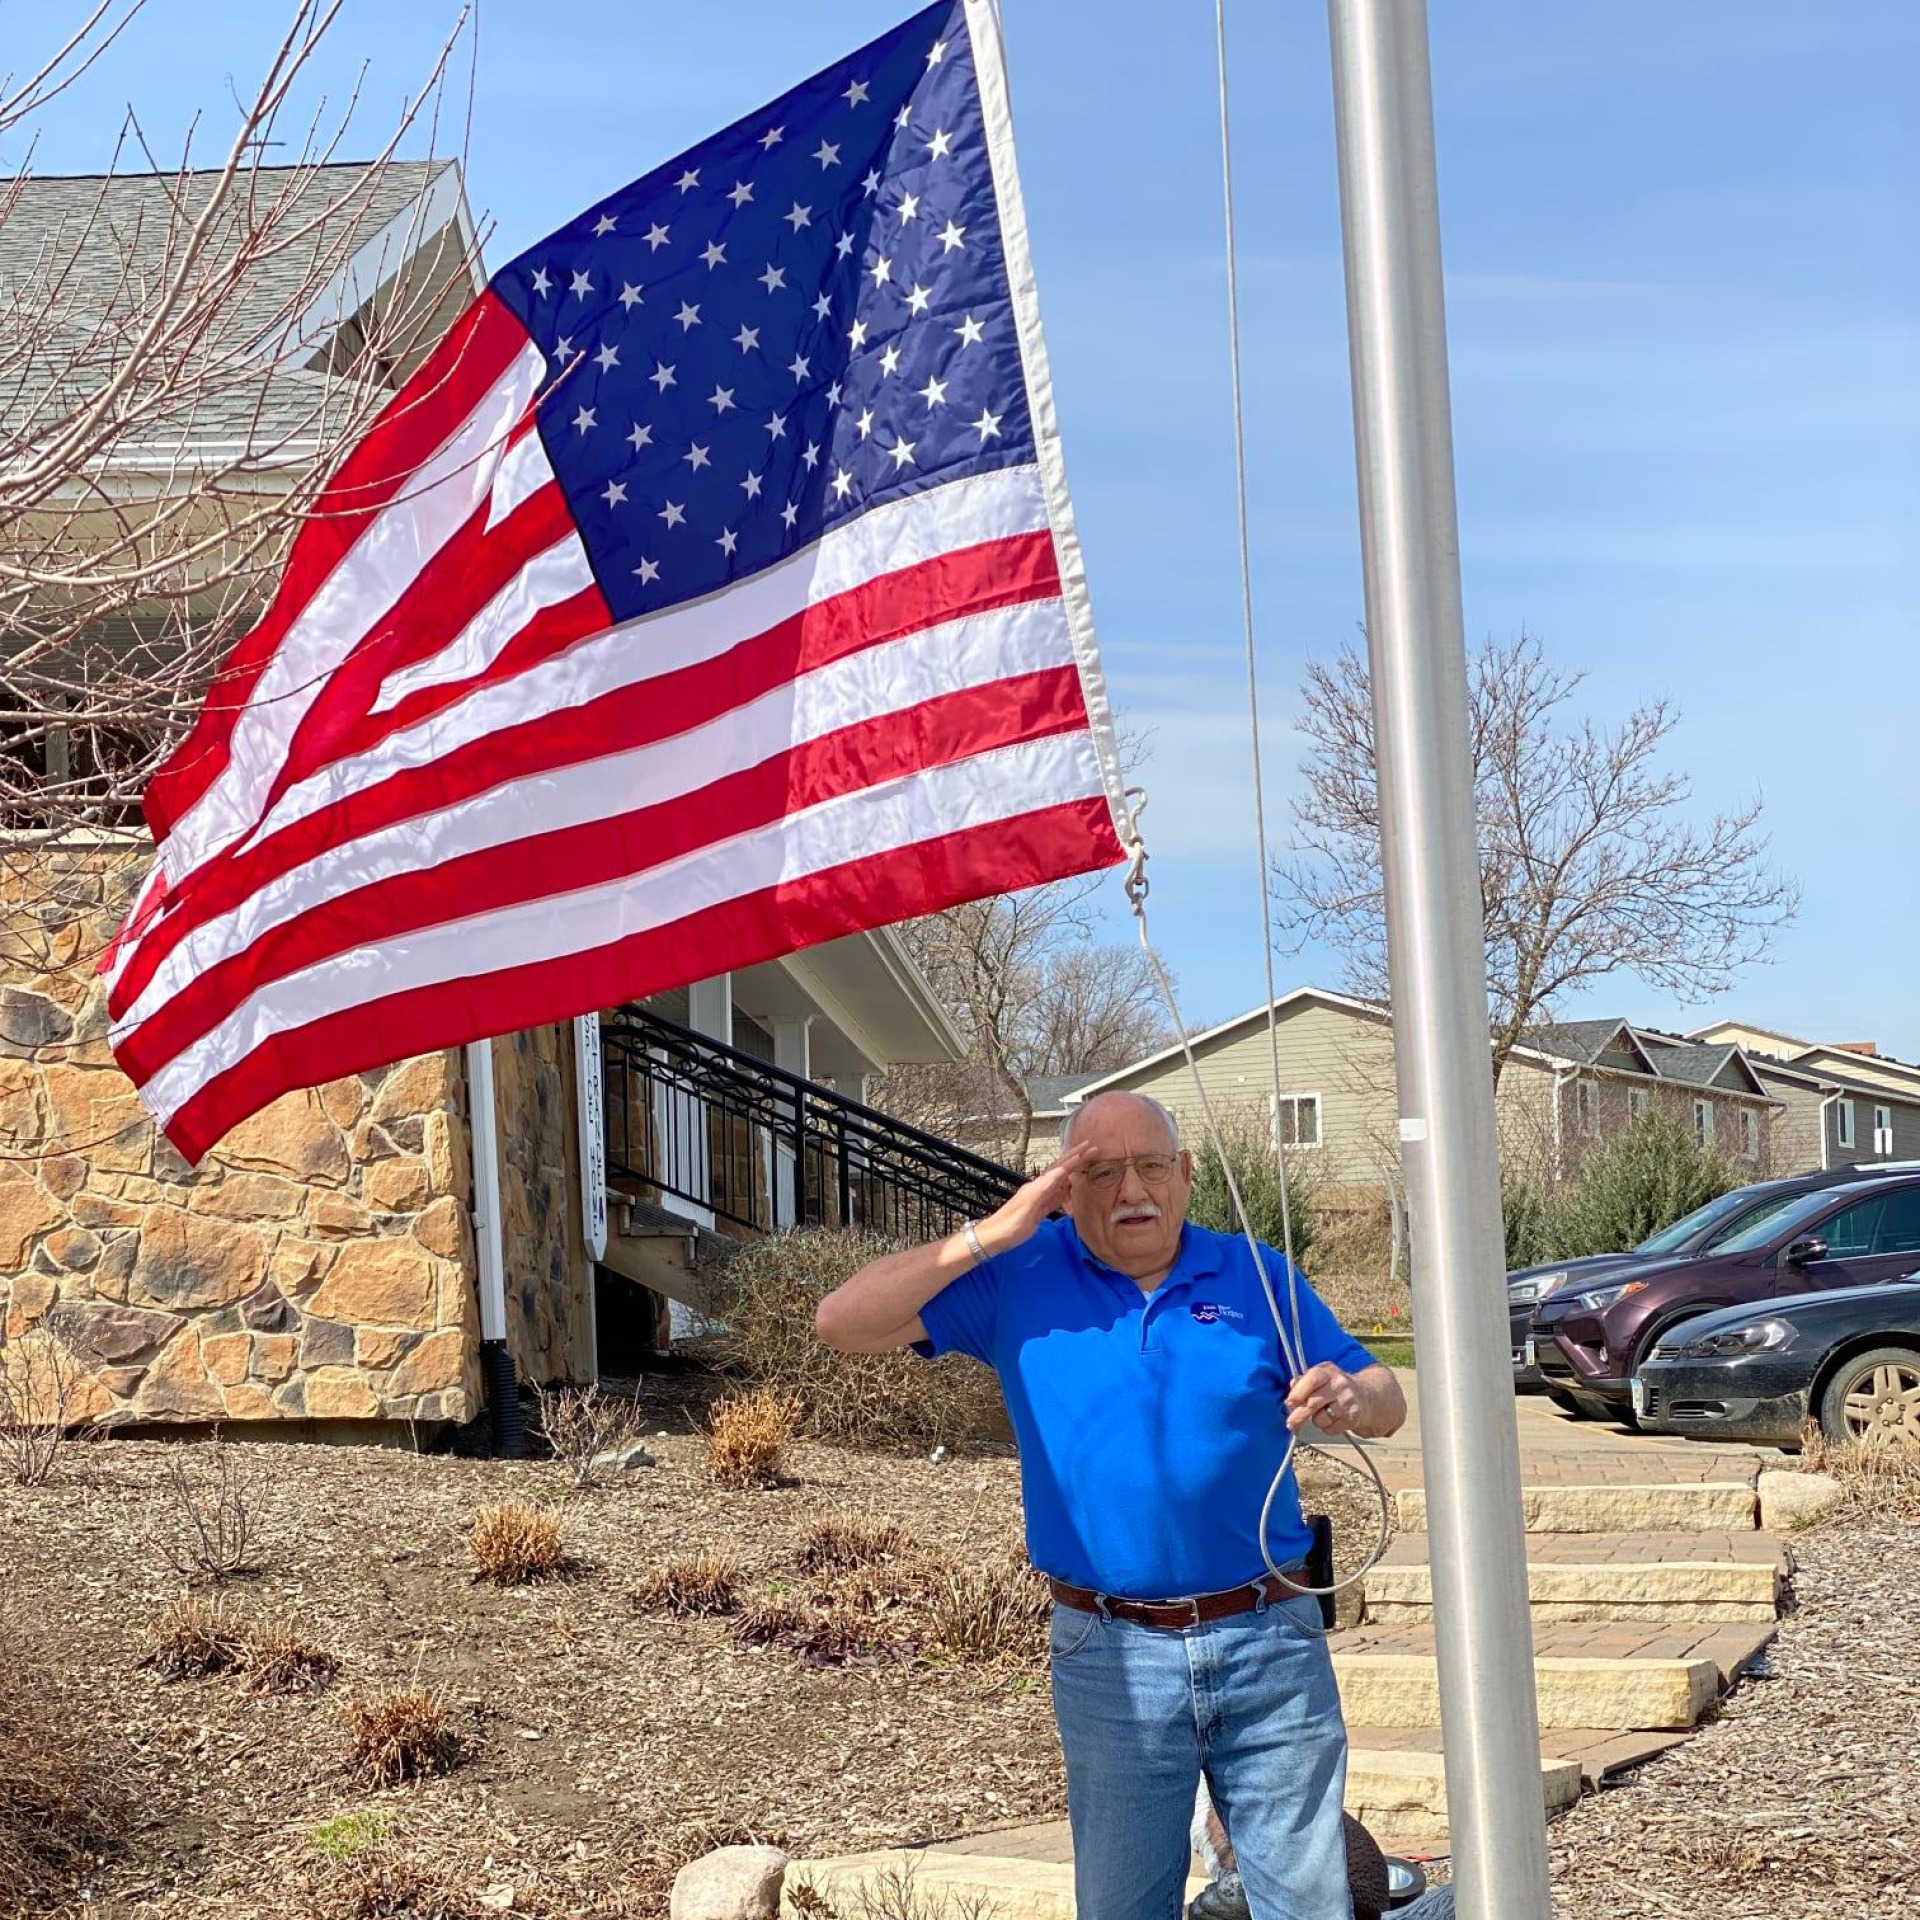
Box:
[784,1848,1208,1920]
[1332,1618,1772,1731]
[1394,1479,1758,1535]
[1365,1529,1788,1623]
[1343,1745,1582,1845]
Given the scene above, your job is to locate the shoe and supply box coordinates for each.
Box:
[1186,1872,1252,1920]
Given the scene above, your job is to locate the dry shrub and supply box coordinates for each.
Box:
[152,1432,277,1582]
[345,1686,463,1789]
[717,1229,1005,1451]
[0,1682,128,1909]
[534,1381,647,1490]
[245,1616,342,1696]
[797,1511,920,1574]
[1797,1421,1920,1520]
[734,1597,810,1649]
[920,1559,1051,1666]
[145,1592,249,1681]
[632,1552,741,1617]
[706,1386,803,1489]
[467,1502,566,1583]
[813,1555,955,1618]
[0,1327,100,1486]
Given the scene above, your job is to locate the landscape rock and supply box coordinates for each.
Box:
[1758,1467,1844,1530]
[668,1845,789,1920]
[592,1441,656,1473]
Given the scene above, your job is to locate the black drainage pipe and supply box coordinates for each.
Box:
[480,1338,527,1458]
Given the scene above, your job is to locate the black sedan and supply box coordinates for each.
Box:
[1632,1278,1920,1446]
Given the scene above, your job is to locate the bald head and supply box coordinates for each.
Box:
[1062,1091,1180,1154]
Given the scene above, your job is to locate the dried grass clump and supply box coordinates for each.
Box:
[717,1229,1006,1451]
[467,1502,566,1583]
[920,1559,1051,1666]
[345,1685,463,1789]
[245,1616,342,1696]
[788,1859,1002,1919]
[325,1856,483,1920]
[0,1683,129,1909]
[734,1598,811,1650]
[145,1592,250,1681]
[632,1552,741,1617]
[797,1512,920,1574]
[706,1386,803,1489]
[1797,1420,1920,1519]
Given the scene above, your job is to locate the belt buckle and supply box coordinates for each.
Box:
[1168,1594,1202,1627]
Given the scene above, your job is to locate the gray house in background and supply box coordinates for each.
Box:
[1688,1021,1920,1172]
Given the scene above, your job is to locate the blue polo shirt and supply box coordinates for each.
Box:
[917,1217,1376,1599]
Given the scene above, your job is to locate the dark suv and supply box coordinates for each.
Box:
[1508,1162,1920,1398]
[1527,1172,1920,1422]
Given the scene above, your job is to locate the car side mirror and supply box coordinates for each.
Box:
[1784,1235,1828,1267]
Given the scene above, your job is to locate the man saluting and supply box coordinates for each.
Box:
[816,1090,1407,1920]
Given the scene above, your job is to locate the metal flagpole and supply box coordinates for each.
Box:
[1323,5,1554,1916]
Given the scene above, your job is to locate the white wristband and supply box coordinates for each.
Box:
[961,1219,990,1267]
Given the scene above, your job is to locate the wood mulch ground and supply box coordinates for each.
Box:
[1546,1501,1920,1920]
[0,1361,1384,1920]
[8,1355,1911,1920]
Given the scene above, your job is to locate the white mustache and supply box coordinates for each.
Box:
[1110,1203,1162,1226]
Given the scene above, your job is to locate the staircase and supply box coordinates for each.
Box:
[785,1441,1790,1914]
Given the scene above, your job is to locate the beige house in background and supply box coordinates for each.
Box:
[1064,987,1782,1192]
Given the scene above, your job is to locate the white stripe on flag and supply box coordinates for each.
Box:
[161,340,548,885]
[371,532,592,714]
[137,729,1107,1124]
[242,463,1051,854]
[113,598,1076,1038]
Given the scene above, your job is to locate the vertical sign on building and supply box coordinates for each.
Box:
[574,1013,608,1262]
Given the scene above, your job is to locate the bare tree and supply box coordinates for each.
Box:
[1275,633,1799,1080]
[0,1,475,935]
[876,882,1171,1165]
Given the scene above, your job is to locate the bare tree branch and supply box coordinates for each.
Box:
[1273,632,1800,1079]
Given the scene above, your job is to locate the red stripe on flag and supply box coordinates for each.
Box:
[262,479,576,812]
[158,795,1124,1160]
[116,667,1093,1085]
[107,533,1058,1018]
[141,291,531,844]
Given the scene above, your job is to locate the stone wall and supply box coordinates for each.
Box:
[485,1023,593,1389]
[0,845,483,1426]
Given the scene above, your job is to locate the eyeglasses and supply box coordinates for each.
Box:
[1078,1155,1179,1190]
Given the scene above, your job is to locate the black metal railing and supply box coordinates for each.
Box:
[602,1002,1021,1242]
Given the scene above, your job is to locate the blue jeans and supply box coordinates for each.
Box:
[1048,1593,1354,1920]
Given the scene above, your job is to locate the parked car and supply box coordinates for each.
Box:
[1526,1171,1920,1423]
[1633,1279,1920,1446]
[1508,1161,1920,1402]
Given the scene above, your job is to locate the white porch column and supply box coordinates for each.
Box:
[771,1017,814,1228]
[687,972,733,1047]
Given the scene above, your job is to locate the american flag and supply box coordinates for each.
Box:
[106,0,1126,1162]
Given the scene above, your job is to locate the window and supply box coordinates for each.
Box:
[1836,1100,1856,1151]
[1812,1189,1920,1259]
[1874,1106,1895,1157]
[1693,1099,1714,1148]
[1739,1108,1758,1160]
[1576,1079,1599,1135]
[1268,1092,1321,1148]
[1631,1088,1653,1119]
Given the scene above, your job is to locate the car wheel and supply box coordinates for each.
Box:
[1544,1388,1591,1419]
[1819,1346,1920,1448]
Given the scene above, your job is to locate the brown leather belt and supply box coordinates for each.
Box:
[1047,1567,1311,1629]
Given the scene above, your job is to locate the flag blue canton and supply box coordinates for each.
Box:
[491,0,1036,624]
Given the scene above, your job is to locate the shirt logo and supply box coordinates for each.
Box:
[1190,1302,1244,1325]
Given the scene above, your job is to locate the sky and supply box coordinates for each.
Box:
[15,0,1920,1058]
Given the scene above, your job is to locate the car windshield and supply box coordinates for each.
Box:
[1710,1188,1846,1256]
[1634,1187,1778,1255]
